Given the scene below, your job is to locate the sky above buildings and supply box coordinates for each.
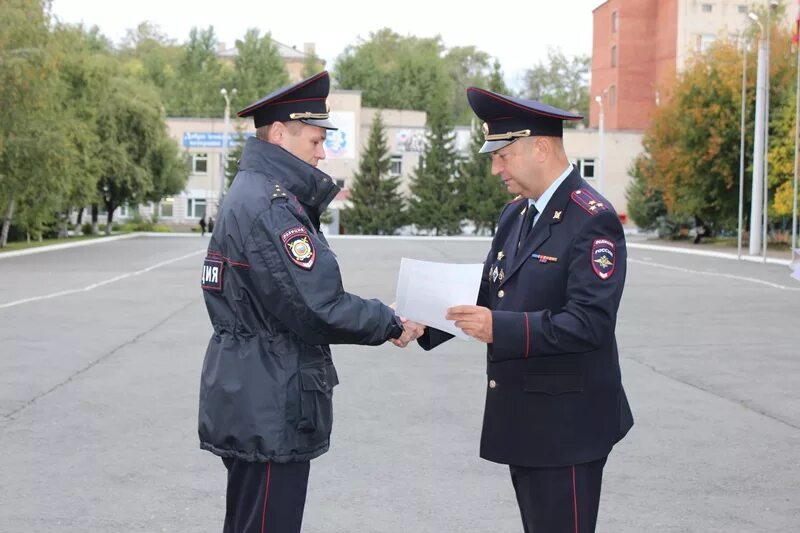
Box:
[50,0,605,88]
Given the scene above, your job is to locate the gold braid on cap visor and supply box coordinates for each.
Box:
[289,111,330,120]
[483,128,532,141]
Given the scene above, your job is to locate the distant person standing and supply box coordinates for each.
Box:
[198,216,207,236]
[207,216,214,234]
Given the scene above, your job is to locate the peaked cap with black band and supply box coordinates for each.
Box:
[237,71,338,130]
[466,87,583,153]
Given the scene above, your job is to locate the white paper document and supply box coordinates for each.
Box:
[395,258,484,340]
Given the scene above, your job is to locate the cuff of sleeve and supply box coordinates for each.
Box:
[490,310,530,361]
[417,327,453,351]
[387,316,404,340]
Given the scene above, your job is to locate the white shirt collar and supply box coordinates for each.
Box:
[528,163,574,214]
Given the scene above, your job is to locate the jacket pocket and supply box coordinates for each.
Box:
[523,372,583,395]
[296,365,339,434]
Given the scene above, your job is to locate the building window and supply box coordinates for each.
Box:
[701,3,712,13]
[192,153,208,174]
[187,198,207,219]
[335,179,345,189]
[697,34,715,52]
[577,159,596,179]
[611,10,619,33]
[608,85,617,106]
[160,197,174,218]
[390,155,403,176]
[611,45,618,68]
[737,4,747,13]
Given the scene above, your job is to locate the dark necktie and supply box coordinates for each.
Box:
[519,203,539,245]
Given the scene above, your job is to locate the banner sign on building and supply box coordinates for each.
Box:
[182,132,253,148]
[324,112,356,159]
[394,127,472,155]
[394,129,427,153]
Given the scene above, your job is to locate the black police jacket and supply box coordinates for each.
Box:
[198,137,399,463]
[420,168,633,467]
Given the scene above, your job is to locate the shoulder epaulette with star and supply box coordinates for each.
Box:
[270,182,288,201]
[571,189,609,216]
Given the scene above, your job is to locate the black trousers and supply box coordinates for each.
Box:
[222,457,311,533]
[509,456,607,533]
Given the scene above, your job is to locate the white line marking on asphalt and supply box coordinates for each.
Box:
[628,242,791,266]
[0,249,206,309]
[0,233,138,259]
[629,258,800,291]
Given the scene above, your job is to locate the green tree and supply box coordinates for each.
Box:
[633,26,795,231]
[96,76,186,233]
[625,159,667,230]
[770,98,799,218]
[522,47,590,126]
[334,29,453,121]
[48,25,115,236]
[0,0,73,246]
[166,26,228,117]
[459,61,512,235]
[118,21,182,93]
[444,46,492,124]
[226,129,248,188]
[302,50,324,78]
[233,29,289,107]
[408,110,461,235]
[341,112,405,234]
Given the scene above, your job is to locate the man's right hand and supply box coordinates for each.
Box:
[391,318,426,348]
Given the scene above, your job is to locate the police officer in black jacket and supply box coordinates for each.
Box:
[422,87,634,533]
[198,71,423,533]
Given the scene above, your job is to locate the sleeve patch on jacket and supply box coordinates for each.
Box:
[591,238,616,280]
[201,257,224,291]
[281,226,316,270]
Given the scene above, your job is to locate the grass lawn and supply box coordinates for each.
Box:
[0,234,107,253]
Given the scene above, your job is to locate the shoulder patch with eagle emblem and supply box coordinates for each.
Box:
[281,226,315,270]
[591,238,615,280]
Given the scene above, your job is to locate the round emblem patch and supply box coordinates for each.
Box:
[591,238,615,280]
[281,226,316,270]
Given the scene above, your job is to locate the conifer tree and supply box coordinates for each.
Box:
[341,112,405,234]
[459,61,512,235]
[408,108,461,235]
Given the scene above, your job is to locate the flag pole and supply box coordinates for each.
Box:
[793,28,800,253]
[738,34,748,260]
[792,1,800,253]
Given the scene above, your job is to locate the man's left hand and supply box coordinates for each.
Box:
[446,305,493,343]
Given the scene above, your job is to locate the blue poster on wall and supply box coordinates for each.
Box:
[182,132,253,148]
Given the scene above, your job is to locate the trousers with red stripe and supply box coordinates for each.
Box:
[510,457,606,533]
[222,458,310,533]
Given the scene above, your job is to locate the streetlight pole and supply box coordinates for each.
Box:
[793,27,800,252]
[219,87,237,208]
[762,1,778,263]
[738,33,748,260]
[595,94,605,194]
[748,12,766,256]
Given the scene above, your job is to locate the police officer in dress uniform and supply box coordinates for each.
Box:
[198,71,424,533]
[420,87,634,533]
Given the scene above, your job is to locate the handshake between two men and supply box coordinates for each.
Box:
[389,305,494,348]
[389,258,491,348]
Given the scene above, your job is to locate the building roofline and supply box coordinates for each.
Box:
[592,0,609,14]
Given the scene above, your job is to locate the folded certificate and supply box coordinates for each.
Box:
[395,258,484,340]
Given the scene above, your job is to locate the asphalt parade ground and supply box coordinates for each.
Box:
[1,235,798,532]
